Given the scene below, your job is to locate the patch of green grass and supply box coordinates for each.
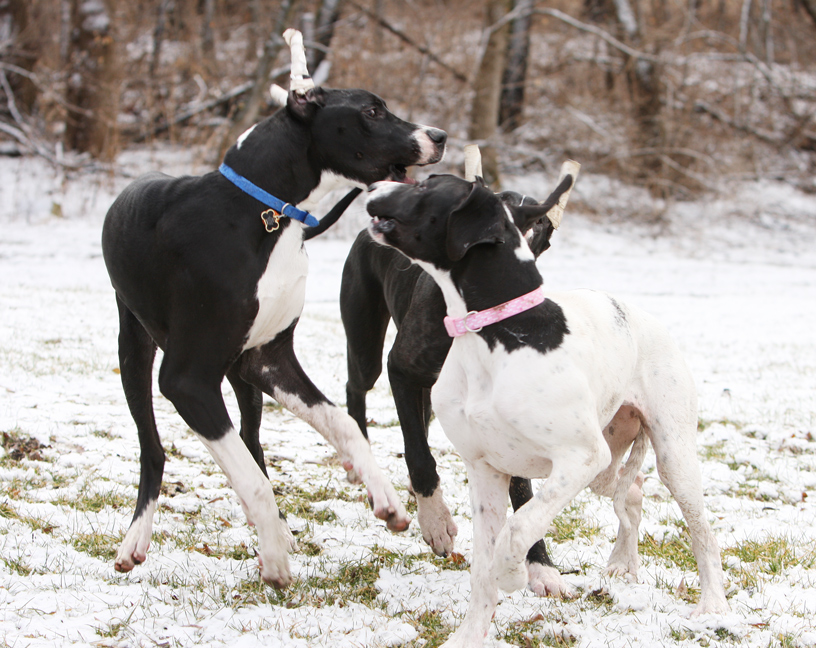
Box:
[368,418,401,429]
[401,609,452,647]
[550,503,602,543]
[772,633,806,648]
[639,527,698,572]
[273,481,357,523]
[53,488,134,513]
[500,613,577,647]
[72,531,121,560]
[2,554,32,577]
[700,440,728,461]
[193,541,254,561]
[0,500,58,534]
[724,536,815,575]
[584,587,616,610]
[0,500,17,519]
[697,418,743,432]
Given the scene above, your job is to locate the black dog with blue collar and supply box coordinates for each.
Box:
[101,86,446,588]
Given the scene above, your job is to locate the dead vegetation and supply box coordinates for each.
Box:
[2,0,815,200]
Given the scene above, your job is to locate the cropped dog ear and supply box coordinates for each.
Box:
[509,174,575,231]
[286,88,326,122]
[446,183,507,262]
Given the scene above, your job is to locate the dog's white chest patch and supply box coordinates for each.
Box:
[243,224,308,351]
[433,339,558,477]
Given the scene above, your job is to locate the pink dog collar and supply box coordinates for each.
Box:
[443,286,546,337]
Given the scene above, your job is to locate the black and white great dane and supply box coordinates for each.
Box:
[101,78,446,589]
[365,174,729,646]
[340,174,576,596]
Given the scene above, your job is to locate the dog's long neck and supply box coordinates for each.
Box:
[222,113,323,207]
[424,241,544,320]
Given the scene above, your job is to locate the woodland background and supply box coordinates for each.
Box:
[1,0,816,206]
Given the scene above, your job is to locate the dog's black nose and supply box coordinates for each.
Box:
[427,128,447,146]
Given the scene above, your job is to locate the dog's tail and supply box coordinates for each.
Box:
[303,188,363,240]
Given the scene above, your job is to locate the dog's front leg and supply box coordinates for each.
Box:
[440,461,509,648]
[388,330,458,556]
[240,327,410,532]
[492,441,611,594]
[199,429,294,587]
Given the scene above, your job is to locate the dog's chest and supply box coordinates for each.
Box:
[432,339,559,477]
[242,224,308,351]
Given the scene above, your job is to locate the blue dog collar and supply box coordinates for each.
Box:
[219,163,320,229]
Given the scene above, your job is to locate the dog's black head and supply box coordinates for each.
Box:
[366,174,571,268]
[290,88,446,186]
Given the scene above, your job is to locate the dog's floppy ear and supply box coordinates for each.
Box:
[446,183,507,262]
[510,174,575,232]
[286,88,326,122]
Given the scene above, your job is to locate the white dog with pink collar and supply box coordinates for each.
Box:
[366,172,729,647]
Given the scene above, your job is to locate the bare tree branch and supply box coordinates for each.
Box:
[534,8,660,63]
[346,0,467,82]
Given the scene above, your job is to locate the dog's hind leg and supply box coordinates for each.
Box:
[647,416,729,614]
[113,296,165,573]
[225,364,266,477]
[240,324,410,533]
[340,246,391,444]
[589,405,647,580]
[509,477,574,598]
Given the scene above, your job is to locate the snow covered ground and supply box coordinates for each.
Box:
[1,150,816,647]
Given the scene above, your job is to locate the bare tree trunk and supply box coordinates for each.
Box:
[468,0,512,187]
[308,0,344,72]
[799,0,816,27]
[150,0,171,78]
[200,0,216,72]
[64,0,119,160]
[612,0,665,189]
[213,0,300,162]
[0,0,40,113]
[499,0,532,132]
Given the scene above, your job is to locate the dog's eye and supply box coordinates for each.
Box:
[363,106,378,119]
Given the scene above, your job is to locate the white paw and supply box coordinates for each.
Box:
[256,506,293,589]
[416,489,458,556]
[363,473,411,532]
[606,559,639,582]
[527,563,575,598]
[691,591,730,616]
[114,502,156,573]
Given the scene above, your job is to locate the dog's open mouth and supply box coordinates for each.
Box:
[370,215,396,235]
[387,164,418,185]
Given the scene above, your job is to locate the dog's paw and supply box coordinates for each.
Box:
[605,559,639,582]
[367,487,411,532]
[114,510,154,573]
[416,490,458,556]
[690,590,730,616]
[257,552,292,589]
[114,543,148,573]
[526,563,575,598]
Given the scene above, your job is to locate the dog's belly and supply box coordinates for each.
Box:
[243,225,308,350]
